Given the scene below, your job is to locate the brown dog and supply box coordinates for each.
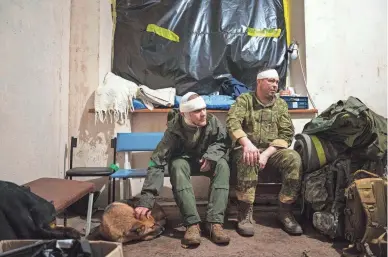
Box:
[99,200,166,243]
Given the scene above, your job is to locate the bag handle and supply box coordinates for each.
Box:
[353,169,380,180]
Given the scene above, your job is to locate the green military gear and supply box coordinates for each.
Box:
[301,96,387,162]
[182,224,201,247]
[297,97,387,242]
[226,92,294,149]
[278,201,303,235]
[169,157,230,226]
[294,133,340,174]
[205,223,230,244]
[137,109,230,224]
[236,201,255,237]
[233,148,302,204]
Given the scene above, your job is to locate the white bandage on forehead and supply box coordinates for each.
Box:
[179,92,206,113]
[257,69,279,80]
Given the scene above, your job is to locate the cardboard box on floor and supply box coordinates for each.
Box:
[0,240,124,257]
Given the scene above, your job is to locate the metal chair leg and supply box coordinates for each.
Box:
[84,192,94,237]
[112,178,116,203]
[108,177,112,204]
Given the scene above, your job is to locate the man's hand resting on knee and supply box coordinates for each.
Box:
[239,137,260,166]
[134,207,151,219]
[258,146,278,169]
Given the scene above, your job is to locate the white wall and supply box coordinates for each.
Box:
[0,0,70,184]
[68,0,115,171]
[303,0,387,116]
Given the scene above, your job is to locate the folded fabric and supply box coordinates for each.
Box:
[137,85,176,110]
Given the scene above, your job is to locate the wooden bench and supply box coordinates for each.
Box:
[23,178,95,237]
[109,132,282,203]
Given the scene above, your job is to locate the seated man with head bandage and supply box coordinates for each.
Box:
[226,68,303,237]
[135,92,231,247]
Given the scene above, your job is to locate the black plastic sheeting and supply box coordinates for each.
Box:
[112,0,288,96]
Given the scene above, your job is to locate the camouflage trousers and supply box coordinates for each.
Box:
[232,148,302,204]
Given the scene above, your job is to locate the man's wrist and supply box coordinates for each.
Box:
[262,146,278,158]
[238,136,251,147]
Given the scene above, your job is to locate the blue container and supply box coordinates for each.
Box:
[280,96,309,109]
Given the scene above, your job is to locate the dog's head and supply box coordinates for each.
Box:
[123,219,165,242]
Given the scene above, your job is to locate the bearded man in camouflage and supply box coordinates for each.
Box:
[135,92,231,247]
[226,69,303,236]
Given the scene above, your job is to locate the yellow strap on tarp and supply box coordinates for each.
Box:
[310,135,327,167]
[146,24,180,42]
[282,0,291,45]
[247,28,281,38]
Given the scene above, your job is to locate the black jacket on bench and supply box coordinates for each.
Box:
[0,180,69,240]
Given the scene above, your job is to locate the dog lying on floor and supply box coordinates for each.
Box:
[99,199,167,243]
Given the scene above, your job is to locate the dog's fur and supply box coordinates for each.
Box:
[99,200,167,243]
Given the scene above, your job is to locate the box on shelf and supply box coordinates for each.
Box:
[280,96,309,109]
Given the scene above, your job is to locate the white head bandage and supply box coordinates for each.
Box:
[179,92,206,113]
[256,69,279,80]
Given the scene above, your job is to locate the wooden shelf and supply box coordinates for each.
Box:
[89,108,318,114]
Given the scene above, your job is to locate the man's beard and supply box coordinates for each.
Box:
[183,114,205,127]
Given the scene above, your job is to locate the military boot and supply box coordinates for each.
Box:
[278,202,303,235]
[181,224,201,246]
[205,223,230,244]
[236,201,255,236]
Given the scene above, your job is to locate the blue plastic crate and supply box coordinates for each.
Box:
[280,96,309,109]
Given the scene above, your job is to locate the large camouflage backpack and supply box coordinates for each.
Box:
[342,170,387,257]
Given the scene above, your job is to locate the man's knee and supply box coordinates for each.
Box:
[170,158,190,174]
[214,158,230,177]
[211,159,230,190]
[277,149,302,171]
[169,158,192,190]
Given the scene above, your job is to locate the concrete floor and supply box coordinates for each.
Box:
[64,204,348,257]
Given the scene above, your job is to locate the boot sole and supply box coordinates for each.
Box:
[281,227,303,236]
[181,238,201,248]
[236,228,254,237]
[211,238,230,245]
[283,230,302,236]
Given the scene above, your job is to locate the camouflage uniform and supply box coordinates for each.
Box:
[226,92,303,235]
[137,109,230,227]
[226,92,302,203]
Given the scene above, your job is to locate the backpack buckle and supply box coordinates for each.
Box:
[344,208,353,216]
[346,190,354,200]
[345,232,354,242]
[366,205,375,212]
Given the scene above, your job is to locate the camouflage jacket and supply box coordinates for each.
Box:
[226,92,294,149]
[137,109,230,209]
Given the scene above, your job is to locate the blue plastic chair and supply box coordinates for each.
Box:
[110,132,164,202]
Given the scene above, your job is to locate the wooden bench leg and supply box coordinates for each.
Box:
[112,178,116,202]
[63,210,68,227]
[119,179,125,201]
[84,192,94,237]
